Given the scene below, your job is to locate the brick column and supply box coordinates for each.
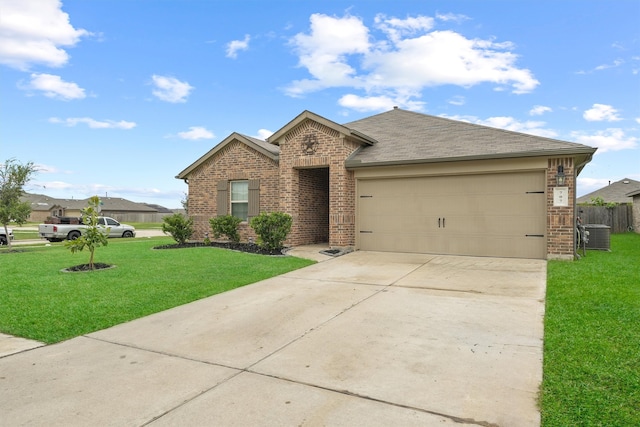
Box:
[547,157,575,260]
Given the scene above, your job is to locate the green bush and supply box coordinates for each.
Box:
[250,212,292,250]
[161,213,194,244]
[209,215,242,243]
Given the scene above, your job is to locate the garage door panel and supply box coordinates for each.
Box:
[357,172,546,259]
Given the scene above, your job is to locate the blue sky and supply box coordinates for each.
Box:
[1,0,638,209]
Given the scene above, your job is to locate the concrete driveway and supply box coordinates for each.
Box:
[0,251,546,426]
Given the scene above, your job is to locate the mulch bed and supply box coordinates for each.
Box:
[153,241,286,256]
[63,263,115,272]
[62,242,285,272]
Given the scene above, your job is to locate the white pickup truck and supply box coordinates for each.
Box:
[38,217,136,242]
[0,227,14,245]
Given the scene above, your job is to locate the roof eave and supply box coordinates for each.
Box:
[267,110,376,146]
[345,148,598,169]
[176,133,278,180]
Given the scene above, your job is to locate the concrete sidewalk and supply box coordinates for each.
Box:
[0,251,546,426]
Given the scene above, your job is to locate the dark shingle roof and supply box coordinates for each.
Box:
[99,197,158,212]
[344,108,596,167]
[239,133,280,155]
[577,178,640,204]
[22,193,160,212]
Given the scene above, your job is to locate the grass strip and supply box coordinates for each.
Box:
[542,233,640,426]
[0,237,313,343]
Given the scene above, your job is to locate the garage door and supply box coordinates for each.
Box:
[357,172,546,259]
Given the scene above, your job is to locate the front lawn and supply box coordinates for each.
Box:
[542,233,640,425]
[0,237,314,344]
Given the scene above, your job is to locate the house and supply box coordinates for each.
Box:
[626,188,640,233]
[21,193,63,223]
[22,194,164,223]
[177,108,597,260]
[576,178,640,205]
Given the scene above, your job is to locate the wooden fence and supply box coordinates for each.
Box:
[577,205,633,233]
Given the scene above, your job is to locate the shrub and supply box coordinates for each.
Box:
[250,212,292,250]
[162,213,194,244]
[209,215,242,243]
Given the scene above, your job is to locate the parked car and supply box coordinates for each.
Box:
[38,217,136,242]
[0,227,14,245]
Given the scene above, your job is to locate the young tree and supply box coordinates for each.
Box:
[65,196,109,270]
[0,158,37,250]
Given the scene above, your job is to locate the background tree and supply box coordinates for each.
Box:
[0,158,37,250]
[65,196,109,270]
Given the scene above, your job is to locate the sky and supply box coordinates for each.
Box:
[1,0,639,209]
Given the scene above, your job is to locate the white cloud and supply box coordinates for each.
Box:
[446,114,558,138]
[226,34,250,59]
[448,95,465,106]
[21,73,85,100]
[285,13,538,105]
[49,117,136,129]
[0,0,90,70]
[339,94,396,112]
[530,105,552,116]
[177,126,214,140]
[571,128,637,153]
[255,129,274,140]
[151,75,193,103]
[374,14,435,43]
[594,59,624,71]
[479,116,558,138]
[583,104,622,122]
[286,14,371,97]
[338,93,427,112]
[435,13,470,23]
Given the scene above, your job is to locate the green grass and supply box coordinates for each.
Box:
[0,237,314,344]
[10,229,41,240]
[7,221,163,241]
[542,233,640,426]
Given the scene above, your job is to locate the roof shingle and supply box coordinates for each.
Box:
[344,108,596,167]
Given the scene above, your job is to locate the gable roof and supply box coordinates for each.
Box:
[176,132,279,180]
[576,178,640,204]
[22,193,161,212]
[99,197,158,212]
[21,193,64,212]
[268,110,377,146]
[344,108,597,170]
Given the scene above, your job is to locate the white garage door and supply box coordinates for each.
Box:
[357,172,546,259]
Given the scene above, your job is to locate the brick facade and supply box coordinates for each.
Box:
[187,140,279,242]
[278,120,361,248]
[546,157,576,260]
[186,120,361,249]
[183,113,589,260]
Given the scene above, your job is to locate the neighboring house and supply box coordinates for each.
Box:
[98,197,159,222]
[577,178,640,205]
[625,188,640,233]
[177,108,597,260]
[22,194,164,222]
[21,193,62,223]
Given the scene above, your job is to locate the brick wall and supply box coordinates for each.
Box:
[187,140,279,241]
[547,157,575,259]
[297,168,330,244]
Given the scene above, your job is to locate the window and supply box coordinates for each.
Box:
[230,180,249,221]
